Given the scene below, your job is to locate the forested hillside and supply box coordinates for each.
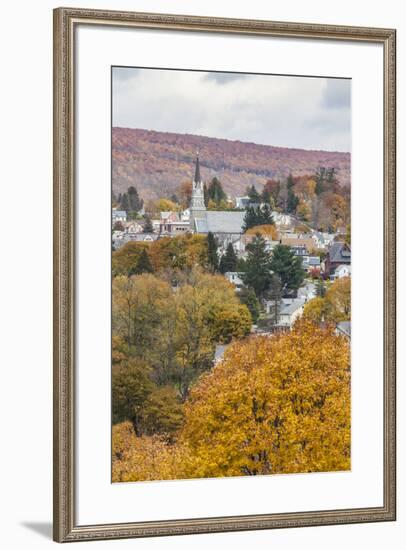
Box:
[112,128,351,200]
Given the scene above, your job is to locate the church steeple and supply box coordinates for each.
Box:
[189,153,206,230]
[194,152,201,184]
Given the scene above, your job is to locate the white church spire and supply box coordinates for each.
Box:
[189,153,206,230]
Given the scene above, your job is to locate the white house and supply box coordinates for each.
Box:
[126,221,143,234]
[278,298,305,328]
[235,196,251,209]
[335,321,351,340]
[272,211,294,227]
[112,210,127,223]
[224,272,244,291]
[297,282,317,301]
[331,264,351,280]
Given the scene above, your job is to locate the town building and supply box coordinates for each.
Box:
[335,321,351,340]
[189,155,245,248]
[224,272,245,291]
[278,298,305,328]
[112,210,127,223]
[325,241,351,276]
[331,264,351,280]
[159,211,190,235]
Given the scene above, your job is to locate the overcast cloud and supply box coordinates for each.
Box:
[112,67,351,152]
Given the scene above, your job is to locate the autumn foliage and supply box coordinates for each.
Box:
[303,277,351,324]
[112,321,350,481]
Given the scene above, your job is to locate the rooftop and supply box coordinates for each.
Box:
[280,299,305,315]
[195,211,245,234]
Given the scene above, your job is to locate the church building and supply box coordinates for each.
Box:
[189,155,245,249]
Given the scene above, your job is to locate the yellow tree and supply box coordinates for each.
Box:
[112,421,188,482]
[303,296,329,323]
[245,224,278,240]
[326,276,351,321]
[179,320,350,479]
[303,277,351,324]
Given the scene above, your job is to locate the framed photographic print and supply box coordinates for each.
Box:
[53,7,396,542]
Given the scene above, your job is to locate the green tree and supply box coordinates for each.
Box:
[120,192,130,212]
[316,278,326,298]
[265,274,282,325]
[219,243,238,273]
[315,167,334,195]
[143,216,153,233]
[207,177,227,205]
[259,204,274,225]
[242,206,258,232]
[239,287,260,323]
[207,232,219,272]
[112,359,154,435]
[203,183,209,207]
[241,234,272,298]
[287,188,299,213]
[247,184,260,204]
[129,248,154,275]
[243,205,274,232]
[270,244,305,294]
[287,173,295,189]
[128,186,143,212]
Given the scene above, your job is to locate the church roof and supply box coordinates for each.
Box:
[194,154,201,183]
[195,211,245,234]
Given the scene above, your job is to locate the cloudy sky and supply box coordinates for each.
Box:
[112,67,351,152]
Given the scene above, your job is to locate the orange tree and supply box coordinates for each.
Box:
[112,320,350,481]
[179,320,350,478]
[245,224,279,240]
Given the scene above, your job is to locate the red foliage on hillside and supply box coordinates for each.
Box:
[112,127,350,200]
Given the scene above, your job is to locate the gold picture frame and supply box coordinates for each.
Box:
[53,7,396,542]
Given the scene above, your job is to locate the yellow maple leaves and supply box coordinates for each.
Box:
[112,320,350,482]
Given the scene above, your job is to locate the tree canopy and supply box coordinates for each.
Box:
[219,243,238,274]
[241,233,272,298]
[112,321,350,481]
[243,205,274,232]
[270,244,305,293]
[304,277,351,324]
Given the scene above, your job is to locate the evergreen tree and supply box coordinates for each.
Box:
[315,167,327,195]
[129,248,154,276]
[207,232,219,271]
[287,188,299,213]
[287,173,295,189]
[316,278,326,298]
[259,204,274,225]
[207,177,227,205]
[241,234,272,298]
[261,187,272,205]
[242,206,257,232]
[219,243,238,274]
[143,216,153,233]
[247,184,260,204]
[265,274,282,325]
[203,183,209,207]
[127,186,143,212]
[277,179,288,211]
[120,192,130,212]
[239,287,260,324]
[243,205,274,232]
[270,244,305,294]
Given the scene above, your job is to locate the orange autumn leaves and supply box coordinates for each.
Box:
[112,320,350,482]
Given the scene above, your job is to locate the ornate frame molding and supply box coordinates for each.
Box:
[53,7,396,542]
